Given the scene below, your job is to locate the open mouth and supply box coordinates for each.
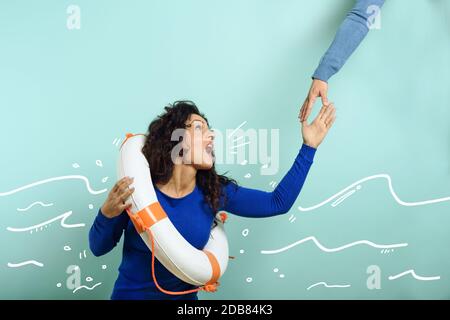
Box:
[205,143,214,155]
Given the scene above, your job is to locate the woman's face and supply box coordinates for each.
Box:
[182,114,215,170]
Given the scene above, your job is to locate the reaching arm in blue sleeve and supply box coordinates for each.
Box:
[222,144,316,218]
[312,0,385,82]
[88,209,129,257]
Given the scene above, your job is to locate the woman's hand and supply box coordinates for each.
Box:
[301,103,336,149]
[101,177,135,218]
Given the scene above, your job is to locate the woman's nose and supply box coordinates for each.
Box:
[206,130,215,141]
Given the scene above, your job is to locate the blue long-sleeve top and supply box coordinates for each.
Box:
[313,0,386,82]
[89,144,316,300]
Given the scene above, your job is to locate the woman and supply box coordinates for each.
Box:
[89,100,336,300]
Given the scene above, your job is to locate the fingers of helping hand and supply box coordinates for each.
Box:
[304,95,316,121]
[301,105,307,121]
[300,94,312,119]
[299,98,307,119]
[321,91,329,106]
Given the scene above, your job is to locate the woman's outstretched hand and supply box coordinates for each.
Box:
[301,103,336,149]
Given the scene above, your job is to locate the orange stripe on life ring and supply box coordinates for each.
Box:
[148,202,167,224]
[127,202,167,233]
[203,250,221,285]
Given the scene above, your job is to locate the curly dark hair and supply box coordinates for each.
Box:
[142,100,237,214]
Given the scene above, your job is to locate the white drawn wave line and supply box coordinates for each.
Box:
[0,175,107,197]
[260,236,408,255]
[298,174,450,212]
[7,211,85,232]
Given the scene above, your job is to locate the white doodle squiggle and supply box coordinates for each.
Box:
[0,175,107,197]
[230,141,251,149]
[7,260,44,268]
[7,211,85,232]
[227,121,247,139]
[73,282,102,293]
[17,201,54,212]
[307,282,351,290]
[79,250,87,259]
[331,189,357,207]
[389,269,440,281]
[298,174,450,212]
[112,138,121,147]
[260,236,408,255]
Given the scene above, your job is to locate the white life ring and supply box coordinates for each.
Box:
[117,133,229,294]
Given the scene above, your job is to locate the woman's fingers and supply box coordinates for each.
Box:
[324,106,335,123]
[316,104,329,122]
[119,187,135,203]
[327,115,336,128]
[118,202,132,212]
[120,177,133,188]
[112,177,127,193]
[111,178,124,193]
[114,177,134,194]
[321,103,335,123]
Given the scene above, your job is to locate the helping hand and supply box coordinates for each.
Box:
[299,79,329,122]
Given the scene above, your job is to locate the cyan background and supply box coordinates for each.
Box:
[0,0,449,299]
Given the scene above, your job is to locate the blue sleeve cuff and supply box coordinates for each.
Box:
[96,208,124,226]
[299,143,316,163]
[312,64,334,83]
